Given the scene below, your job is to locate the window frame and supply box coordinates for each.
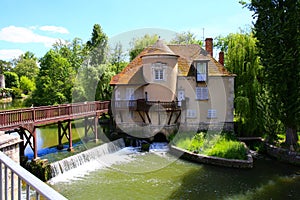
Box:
[152,62,166,81]
[207,109,217,119]
[195,61,208,82]
[195,86,209,100]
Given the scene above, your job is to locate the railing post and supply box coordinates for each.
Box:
[33,107,36,122]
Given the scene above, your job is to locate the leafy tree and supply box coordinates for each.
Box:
[30,50,74,106]
[72,24,115,102]
[86,24,108,66]
[4,71,19,88]
[170,31,202,45]
[129,34,159,61]
[95,63,116,100]
[20,76,35,94]
[13,52,39,80]
[247,0,300,148]
[0,60,13,73]
[110,42,127,73]
[53,38,86,72]
[216,32,263,136]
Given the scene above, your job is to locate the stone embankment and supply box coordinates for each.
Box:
[265,143,300,166]
[169,145,253,168]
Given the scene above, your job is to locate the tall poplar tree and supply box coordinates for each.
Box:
[247,0,300,148]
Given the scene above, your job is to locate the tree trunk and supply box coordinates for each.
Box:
[285,127,299,150]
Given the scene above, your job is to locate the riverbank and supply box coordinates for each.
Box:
[265,143,300,166]
[169,145,253,168]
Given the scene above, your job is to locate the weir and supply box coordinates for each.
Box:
[50,138,125,178]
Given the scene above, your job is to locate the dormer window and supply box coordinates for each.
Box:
[196,62,208,82]
[152,62,166,81]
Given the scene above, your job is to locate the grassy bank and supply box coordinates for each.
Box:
[172,131,248,160]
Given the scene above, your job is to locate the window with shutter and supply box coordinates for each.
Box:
[207,109,217,118]
[196,87,208,100]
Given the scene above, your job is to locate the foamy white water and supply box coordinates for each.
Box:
[48,141,170,184]
[48,146,140,184]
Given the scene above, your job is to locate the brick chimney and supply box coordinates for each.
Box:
[219,51,224,66]
[205,38,213,57]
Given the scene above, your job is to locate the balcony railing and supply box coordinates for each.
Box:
[0,151,67,200]
[112,99,181,112]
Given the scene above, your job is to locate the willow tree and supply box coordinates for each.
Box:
[247,0,300,148]
[216,32,263,136]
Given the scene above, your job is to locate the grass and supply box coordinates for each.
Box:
[173,131,248,160]
[275,132,300,153]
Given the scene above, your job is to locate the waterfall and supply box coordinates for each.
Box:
[50,138,125,178]
[149,142,169,152]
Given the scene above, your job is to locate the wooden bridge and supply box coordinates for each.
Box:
[0,101,110,159]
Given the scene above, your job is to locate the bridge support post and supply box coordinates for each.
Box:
[84,116,99,142]
[32,128,38,159]
[57,121,73,152]
[67,120,73,151]
[17,126,37,159]
[94,116,98,142]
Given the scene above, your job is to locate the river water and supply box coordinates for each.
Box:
[49,149,300,200]
[2,101,300,199]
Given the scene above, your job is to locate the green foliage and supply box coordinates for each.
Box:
[110,42,127,73]
[11,87,23,99]
[30,50,75,106]
[129,34,159,61]
[25,159,52,181]
[216,32,263,136]
[170,31,202,45]
[12,51,39,80]
[205,138,247,160]
[174,131,247,160]
[73,63,116,102]
[20,76,35,94]
[4,71,19,88]
[86,24,108,66]
[248,0,300,146]
[0,60,13,73]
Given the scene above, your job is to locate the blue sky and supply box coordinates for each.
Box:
[0,0,254,61]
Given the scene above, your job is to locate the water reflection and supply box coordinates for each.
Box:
[0,99,25,110]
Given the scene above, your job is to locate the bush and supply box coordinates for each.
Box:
[174,131,247,160]
[11,87,23,99]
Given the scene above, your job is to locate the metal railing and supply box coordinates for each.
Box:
[0,151,67,200]
[112,99,180,111]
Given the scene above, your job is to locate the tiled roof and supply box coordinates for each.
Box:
[110,41,233,85]
[141,39,178,57]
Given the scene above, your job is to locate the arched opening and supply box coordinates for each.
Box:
[153,132,167,142]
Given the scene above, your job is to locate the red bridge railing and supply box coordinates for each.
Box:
[0,101,110,129]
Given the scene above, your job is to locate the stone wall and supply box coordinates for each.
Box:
[265,143,300,166]
[169,145,253,168]
[0,132,22,199]
[178,122,234,133]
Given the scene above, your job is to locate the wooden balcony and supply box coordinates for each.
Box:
[112,99,181,112]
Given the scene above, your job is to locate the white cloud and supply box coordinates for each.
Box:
[39,25,69,34]
[0,49,24,60]
[0,26,60,47]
